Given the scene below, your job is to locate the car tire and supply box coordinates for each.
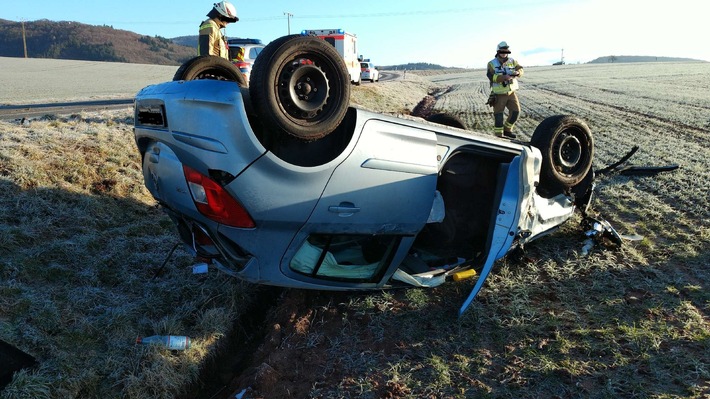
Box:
[173,55,247,87]
[250,34,351,141]
[531,115,594,194]
[426,113,467,130]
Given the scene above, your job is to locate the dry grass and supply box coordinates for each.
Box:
[0,111,258,398]
[1,61,709,399]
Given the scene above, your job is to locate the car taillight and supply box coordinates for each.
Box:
[183,166,255,228]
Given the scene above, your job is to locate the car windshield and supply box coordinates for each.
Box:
[249,47,263,59]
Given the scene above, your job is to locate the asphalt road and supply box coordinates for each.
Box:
[0,99,135,121]
[377,71,399,82]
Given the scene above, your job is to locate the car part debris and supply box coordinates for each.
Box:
[598,145,679,176]
[582,215,622,247]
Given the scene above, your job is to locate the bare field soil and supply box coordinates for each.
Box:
[0,61,708,399]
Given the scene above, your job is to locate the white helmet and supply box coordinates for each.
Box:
[497,41,511,54]
[213,1,238,22]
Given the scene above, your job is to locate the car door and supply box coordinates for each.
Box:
[284,118,440,285]
[458,151,531,316]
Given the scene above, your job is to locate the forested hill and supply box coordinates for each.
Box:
[0,19,195,65]
[379,62,454,71]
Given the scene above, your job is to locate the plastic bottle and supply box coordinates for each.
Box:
[136,335,191,350]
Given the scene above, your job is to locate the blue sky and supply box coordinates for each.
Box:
[2,0,708,67]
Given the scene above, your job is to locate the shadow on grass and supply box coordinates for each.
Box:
[223,230,709,399]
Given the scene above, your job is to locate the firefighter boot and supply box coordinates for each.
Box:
[503,130,517,139]
[503,120,517,139]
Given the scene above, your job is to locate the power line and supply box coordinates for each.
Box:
[292,1,565,19]
[283,12,293,34]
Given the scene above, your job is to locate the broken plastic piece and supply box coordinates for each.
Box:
[582,216,622,247]
[192,262,209,274]
[581,238,595,255]
[452,269,477,281]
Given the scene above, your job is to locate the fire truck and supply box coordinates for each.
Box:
[302,29,361,85]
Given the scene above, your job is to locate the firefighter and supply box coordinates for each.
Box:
[486,41,524,139]
[198,1,239,59]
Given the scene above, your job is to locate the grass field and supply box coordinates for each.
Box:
[1,61,708,399]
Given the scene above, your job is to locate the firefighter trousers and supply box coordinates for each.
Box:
[492,92,520,136]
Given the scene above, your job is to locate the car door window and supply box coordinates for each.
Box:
[290,234,399,281]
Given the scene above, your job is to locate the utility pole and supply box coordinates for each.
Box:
[21,20,28,58]
[283,12,293,34]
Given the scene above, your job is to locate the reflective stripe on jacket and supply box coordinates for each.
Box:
[488,57,523,94]
[198,19,228,58]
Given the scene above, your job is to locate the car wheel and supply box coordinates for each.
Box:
[250,34,351,141]
[426,113,467,129]
[531,115,594,194]
[173,55,247,87]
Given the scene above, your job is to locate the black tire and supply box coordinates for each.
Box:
[426,113,467,129]
[249,34,351,141]
[173,55,247,87]
[531,115,594,194]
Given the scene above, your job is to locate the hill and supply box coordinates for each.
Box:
[588,55,705,64]
[379,62,454,71]
[171,35,198,49]
[0,18,195,65]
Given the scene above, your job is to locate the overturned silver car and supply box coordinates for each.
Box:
[133,34,595,315]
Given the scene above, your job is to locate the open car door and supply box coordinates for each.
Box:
[458,152,528,316]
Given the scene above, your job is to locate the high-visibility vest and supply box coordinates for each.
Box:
[198,19,228,58]
[489,58,521,94]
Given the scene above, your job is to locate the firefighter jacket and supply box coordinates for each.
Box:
[487,57,524,95]
[198,19,228,58]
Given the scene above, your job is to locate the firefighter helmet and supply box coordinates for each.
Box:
[213,1,238,22]
[497,41,511,54]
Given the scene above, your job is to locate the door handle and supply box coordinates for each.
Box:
[328,202,360,217]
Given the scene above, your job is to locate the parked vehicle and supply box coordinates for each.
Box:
[134,34,595,315]
[360,61,379,82]
[227,38,265,84]
[302,29,361,85]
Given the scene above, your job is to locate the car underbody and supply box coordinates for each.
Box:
[134,34,601,315]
